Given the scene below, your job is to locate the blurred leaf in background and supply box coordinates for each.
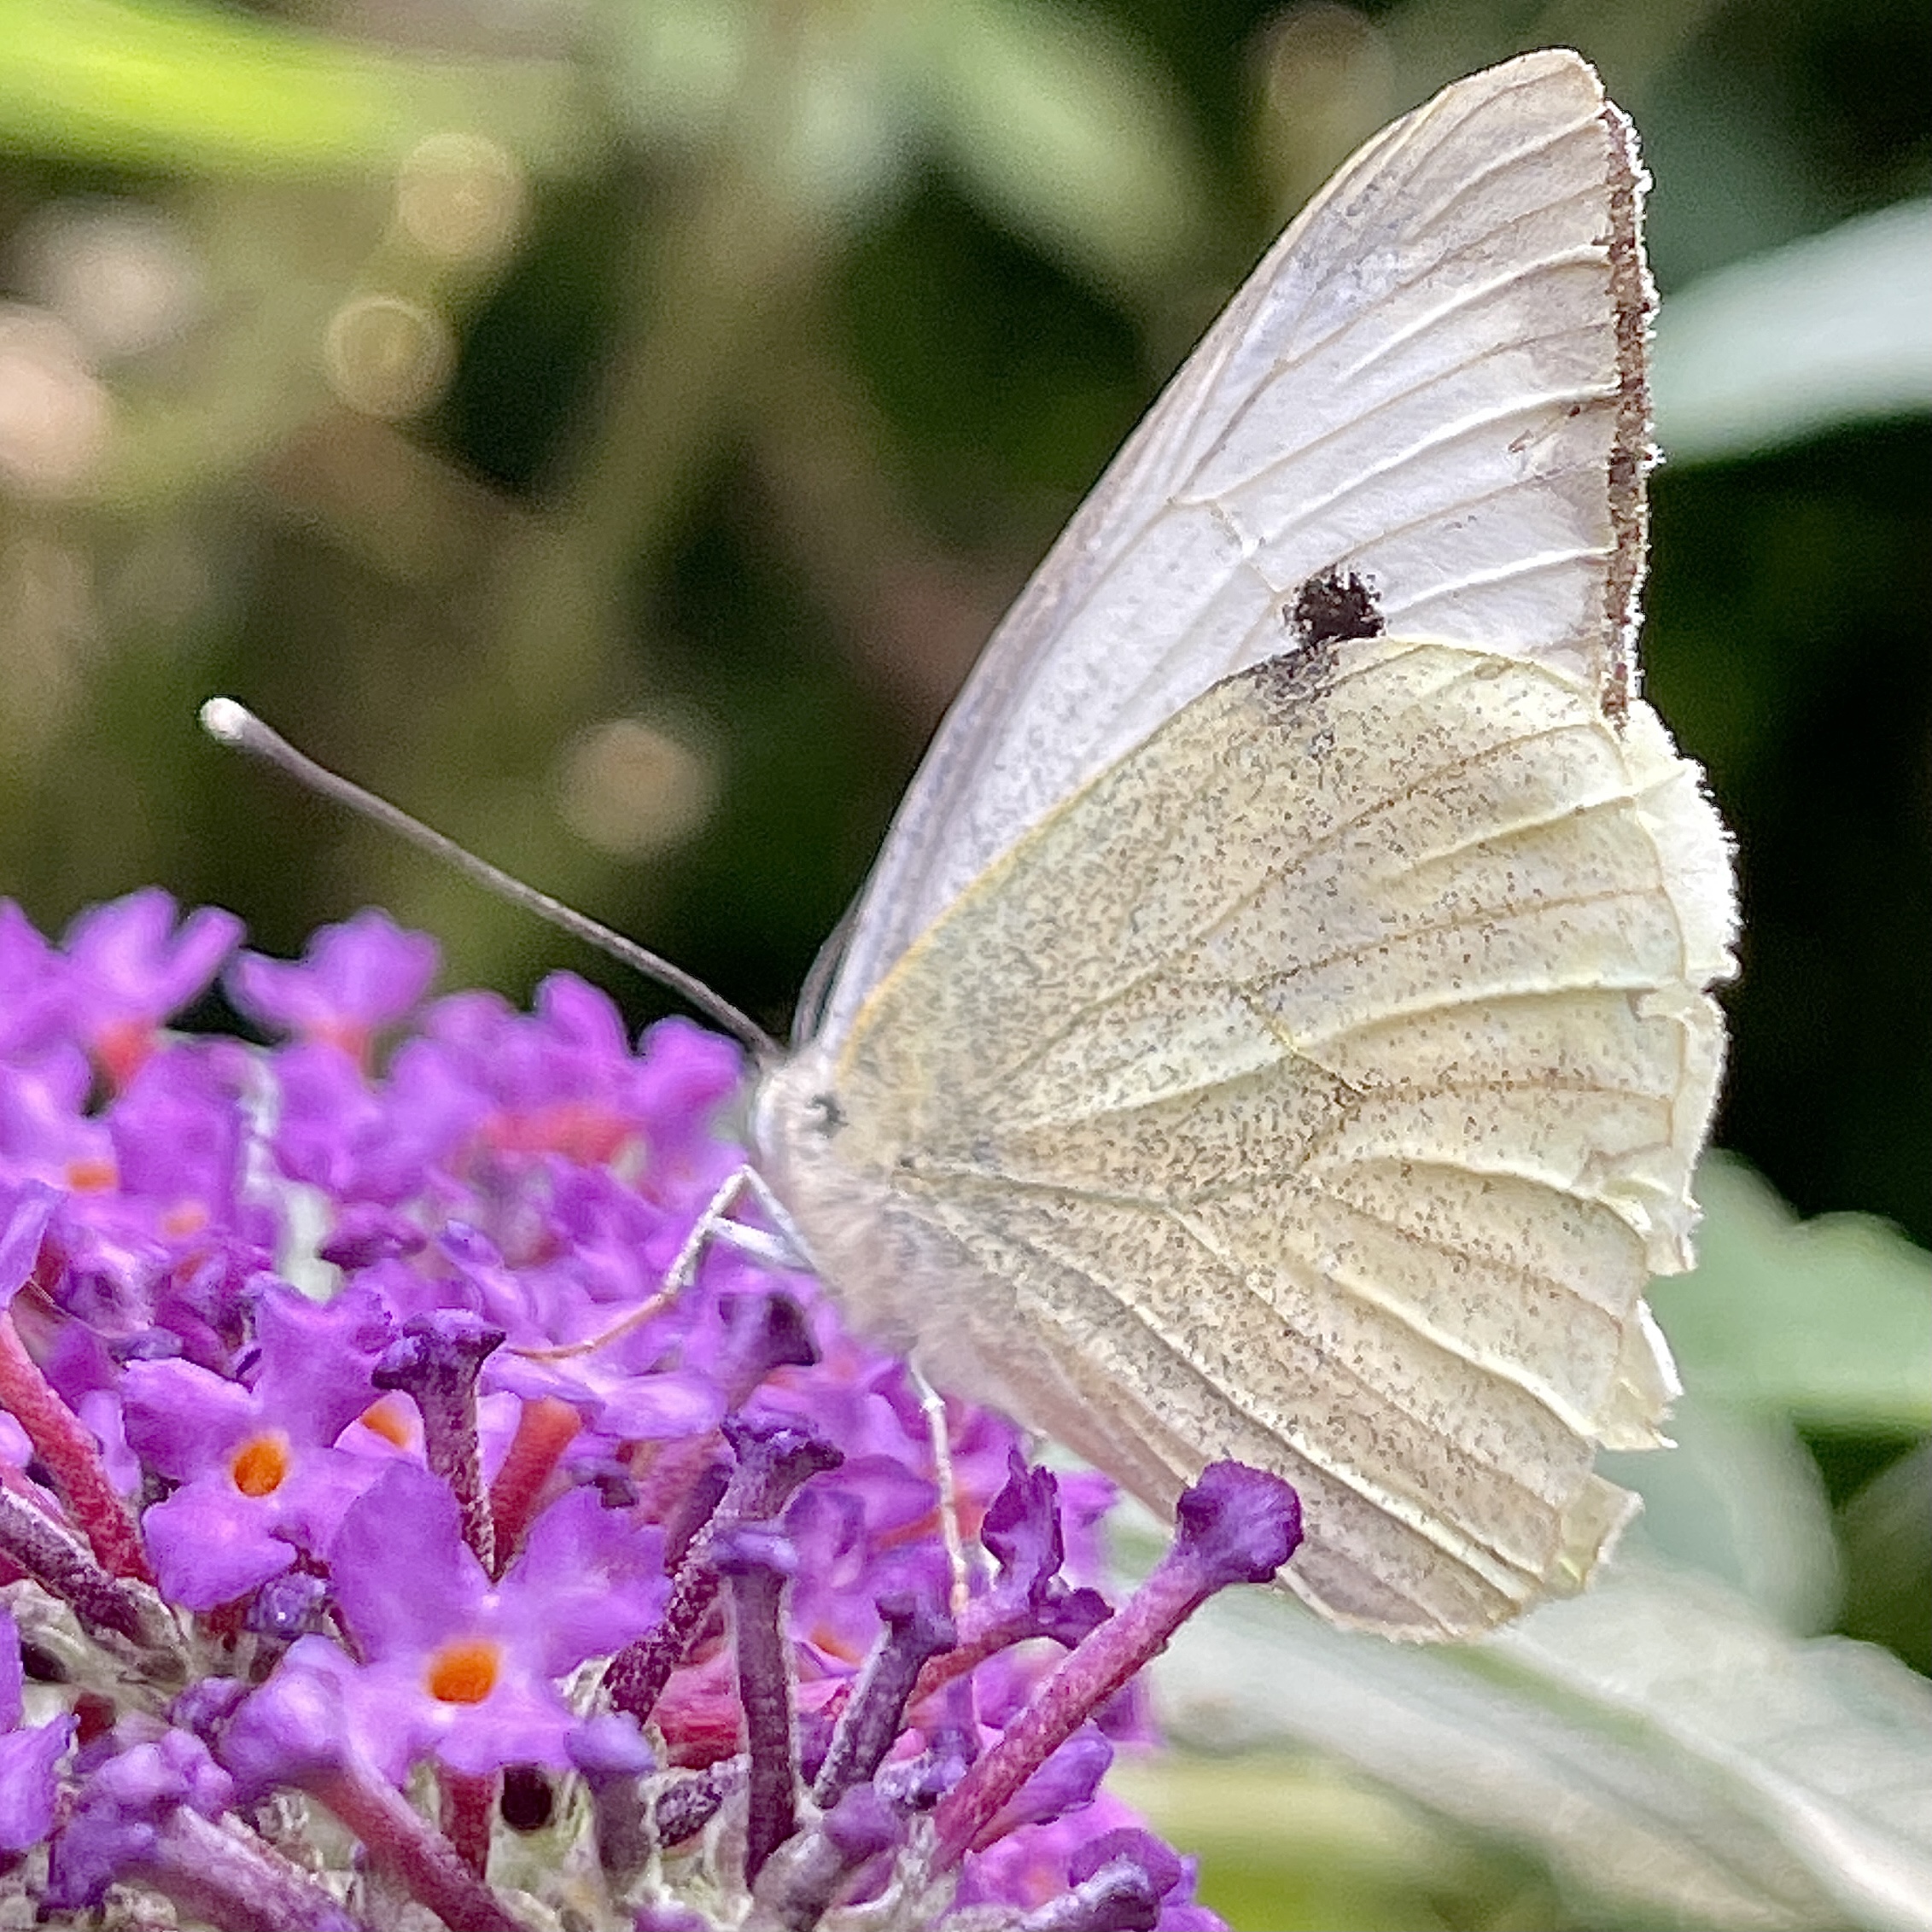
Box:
[1,0,1926,1926]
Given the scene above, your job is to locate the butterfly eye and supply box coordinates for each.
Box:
[807,1093,844,1135]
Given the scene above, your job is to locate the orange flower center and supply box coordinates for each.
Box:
[356,1393,415,1449]
[426,1637,502,1705]
[229,1432,291,1497]
[92,1019,154,1090]
[484,1101,628,1165]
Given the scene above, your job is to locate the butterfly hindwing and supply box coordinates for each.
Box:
[762,635,1729,1636]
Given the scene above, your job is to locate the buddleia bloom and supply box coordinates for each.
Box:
[0,893,1299,1931]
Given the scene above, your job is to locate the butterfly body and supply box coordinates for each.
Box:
[755,50,1735,1639]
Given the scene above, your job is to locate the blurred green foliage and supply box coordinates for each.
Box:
[2,1,1927,1926]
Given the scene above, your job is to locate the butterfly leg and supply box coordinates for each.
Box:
[684,1174,978,1611]
[660,1164,813,1295]
[908,1363,973,1619]
[667,1177,972,1613]
[516,1167,814,1366]
[704,1170,978,1609]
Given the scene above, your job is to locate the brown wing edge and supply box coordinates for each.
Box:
[1600,90,1657,722]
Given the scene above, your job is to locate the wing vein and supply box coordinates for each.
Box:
[962,1193,1556,1589]
[963,703,1637,1102]
[1165,1198,1613,1438]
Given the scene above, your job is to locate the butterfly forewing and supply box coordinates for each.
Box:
[817,50,1654,1048]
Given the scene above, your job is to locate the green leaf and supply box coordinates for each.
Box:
[1602,1398,1842,1634]
[0,0,597,176]
[1113,1751,1567,1931]
[1147,1559,1932,1932]
[1654,199,1932,464]
[1840,1443,1932,1672]
[1649,1156,1932,1433]
[901,0,1208,301]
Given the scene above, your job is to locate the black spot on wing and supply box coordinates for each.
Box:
[1289,567,1385,647]
[1246,568,1384,726]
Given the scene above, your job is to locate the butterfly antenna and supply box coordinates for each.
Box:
[199,698,779,1059]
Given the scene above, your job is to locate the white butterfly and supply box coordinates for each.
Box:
[753,49,1736,1640]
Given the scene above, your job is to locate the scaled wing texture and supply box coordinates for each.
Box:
[758,50,1736,1639]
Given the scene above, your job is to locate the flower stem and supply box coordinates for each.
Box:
[715,1525,799,1887]
[487,1394,581,1565]
[604,1418,839,1725]
[441,1766,499,1878]
[0,1484,156,1643]
[0,1309,152,1583]
[129,1801,370,1932]
[312,1764,527,1932]
[376,1312,504,1573]
[931,1462,1300,1868]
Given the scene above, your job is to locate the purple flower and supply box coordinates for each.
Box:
[0,1176,58,1307]
[106,1040,253,1234]
[122,1284,396,1607]
[0,1606,75,1850]
[267,1036,478,1204]
[0,900,1285,1929]
[228,908,437,1060]
[60,890,242,1088]
[0,902,74,1061]
[248,1462,668,1782]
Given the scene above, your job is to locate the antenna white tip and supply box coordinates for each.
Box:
[194,692,778,1054]
[200,697,255,745]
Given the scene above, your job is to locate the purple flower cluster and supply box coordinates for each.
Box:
[0,891,1302,1931]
